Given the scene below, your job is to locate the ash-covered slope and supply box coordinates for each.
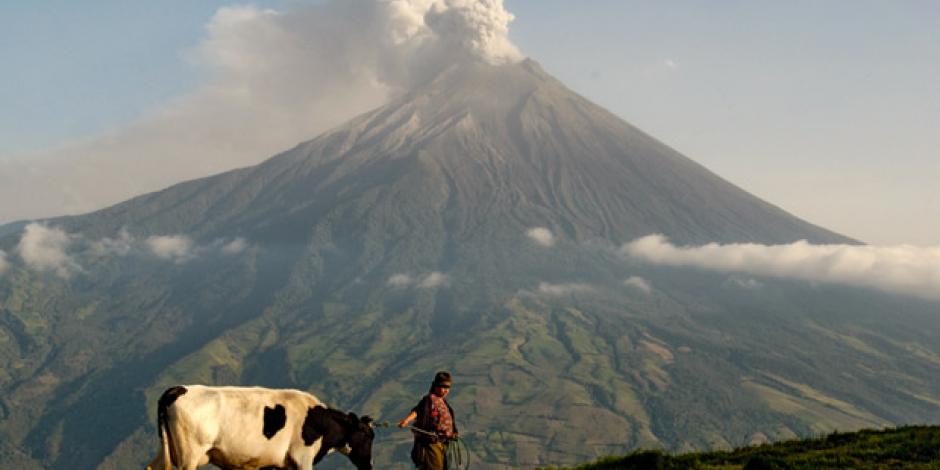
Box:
[1,60,937,470]
[60,59,849,247]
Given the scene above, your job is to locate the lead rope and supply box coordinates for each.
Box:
[408,427,472,470]
[446,435,471,470]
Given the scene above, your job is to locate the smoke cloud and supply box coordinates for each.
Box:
[0,250,8,277]
[526,227,555,247]
[16,223,80,278]
[0,0,523,223]
[425,0,522,64]
[623,234,940,302]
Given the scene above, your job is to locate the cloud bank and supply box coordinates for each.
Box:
[7,224,250,278]
[0,0,523,223]
[623,234,940,301]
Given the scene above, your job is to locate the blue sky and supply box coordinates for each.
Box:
[0,0,265,155]
[1,1,938,244]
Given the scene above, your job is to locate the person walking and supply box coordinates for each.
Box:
[398,371,458,470]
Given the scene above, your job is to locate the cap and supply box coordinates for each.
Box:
[432,371,452,388]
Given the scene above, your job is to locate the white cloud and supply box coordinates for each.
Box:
[537,282,594,296]
[526,227,555,247]
[0,250,8,276]
[723,275,764,290]
[388,271,450,289]
[9,227,245,273]
[16,223,81,278]
[91,228,134,257]
[0,0,524,223]
[418,271,449,288]
[388,273,415,288]
[623,276,652,294]
[663,58,679,69]
[90,230,246,259]
[146,235,194,262]
[221,237,248,255]
[622,234,940,302]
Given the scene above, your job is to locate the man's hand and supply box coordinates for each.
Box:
[398,410,417,428]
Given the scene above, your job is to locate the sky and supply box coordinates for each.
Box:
[1,0,938,245]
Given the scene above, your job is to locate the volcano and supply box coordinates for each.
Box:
[1,59,938,469]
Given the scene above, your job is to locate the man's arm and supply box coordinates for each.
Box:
[397,410,417,428]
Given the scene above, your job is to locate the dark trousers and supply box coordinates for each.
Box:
[411,440,448,470]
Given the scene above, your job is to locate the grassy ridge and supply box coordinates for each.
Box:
[548,426,940,469]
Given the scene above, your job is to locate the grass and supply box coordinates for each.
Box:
[544,426,940,469]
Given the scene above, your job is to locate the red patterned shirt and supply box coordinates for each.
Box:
[428,393,455,439]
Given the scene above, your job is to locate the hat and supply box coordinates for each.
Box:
[432,371,452,388]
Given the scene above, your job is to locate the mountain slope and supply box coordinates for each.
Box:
[57,60,850,247]
[0,60,937,470]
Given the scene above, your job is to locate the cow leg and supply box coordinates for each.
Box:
[178,456,205,470]
[297,454,314,470]
[175,444,210,470]
[288,446,317,470]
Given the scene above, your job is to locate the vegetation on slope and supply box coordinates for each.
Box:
[548,426,940,469]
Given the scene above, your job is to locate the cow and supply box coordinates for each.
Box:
[145,385,375,470]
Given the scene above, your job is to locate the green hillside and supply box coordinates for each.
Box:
[550,426,940,469]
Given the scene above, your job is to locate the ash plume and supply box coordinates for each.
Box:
[0,0,523,223]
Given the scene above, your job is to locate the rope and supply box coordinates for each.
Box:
[446,435,472,470]
[408,427,471,470]
[371,421,474,470]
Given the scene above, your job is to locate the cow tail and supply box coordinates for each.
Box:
[158,416,172,470]
[157,386,187,470]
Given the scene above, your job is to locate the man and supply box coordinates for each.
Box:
[398,371,458,470]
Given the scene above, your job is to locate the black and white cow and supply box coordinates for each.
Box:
[146,385,374,470]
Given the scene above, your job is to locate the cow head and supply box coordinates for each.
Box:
[341,413,375,470]
[304,407,375,470]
